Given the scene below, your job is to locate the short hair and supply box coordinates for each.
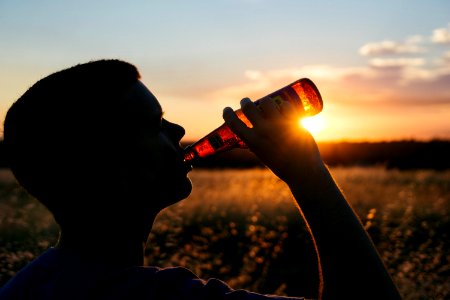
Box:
[3,60,141,224]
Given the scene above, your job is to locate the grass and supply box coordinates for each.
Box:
[0,167,449,299]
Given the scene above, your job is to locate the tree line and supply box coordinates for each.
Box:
[180,140,450,170]
[1,139,449,170]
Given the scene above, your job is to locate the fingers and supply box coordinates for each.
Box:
[278,100,299,121]
[223,96,302,142]
[240,98,265,127]
[223,107,253,141]
[257,96,280,119]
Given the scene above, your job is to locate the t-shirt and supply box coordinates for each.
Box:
[0,248,305,300]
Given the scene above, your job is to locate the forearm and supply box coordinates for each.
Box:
[288,163,401,300]
[221,99,401,299]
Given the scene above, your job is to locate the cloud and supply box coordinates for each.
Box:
[356,23,450,85]
[431,23,450,44]
[244,65,376,82]
[401,65,450,84]
[210,23,450,112]
[359,38,426,56]
[442,51,450,65]
[406,35,425,44]
[210,60,450,110]
[369,58,426,68]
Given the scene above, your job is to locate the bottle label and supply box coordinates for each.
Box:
[264,86,301,111]
[271,95,284,107]
[208,134,225,150]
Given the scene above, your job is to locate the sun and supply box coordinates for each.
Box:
[299,115,326,135]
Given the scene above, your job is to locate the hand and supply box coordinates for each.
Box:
[223,97,325,185]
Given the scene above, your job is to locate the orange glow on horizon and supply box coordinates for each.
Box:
[163,74,450,143]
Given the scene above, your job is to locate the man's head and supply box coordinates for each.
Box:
[3,60,192,231]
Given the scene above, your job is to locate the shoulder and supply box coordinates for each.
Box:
[139,266,306,300]
[1,258,306,300]
[0,248,60,299]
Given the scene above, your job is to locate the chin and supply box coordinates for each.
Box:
[158,176,193,207]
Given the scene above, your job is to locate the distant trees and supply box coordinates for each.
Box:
[0,139,449,170]
[319,140,450,170]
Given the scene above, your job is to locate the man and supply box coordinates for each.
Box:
[0,60,401,299]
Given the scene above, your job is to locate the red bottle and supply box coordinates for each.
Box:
[184,78,323,163]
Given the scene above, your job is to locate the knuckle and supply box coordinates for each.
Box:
[240,98,254,111]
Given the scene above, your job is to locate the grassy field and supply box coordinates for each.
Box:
[0,167,449,299]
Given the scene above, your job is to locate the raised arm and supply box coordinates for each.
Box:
[223,97,401,300]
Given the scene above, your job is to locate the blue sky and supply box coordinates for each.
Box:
[1,0,450,141]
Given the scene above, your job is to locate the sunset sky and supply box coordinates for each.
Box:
[1,0,449,142]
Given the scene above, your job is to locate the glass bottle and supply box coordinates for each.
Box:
[184,78,323,163]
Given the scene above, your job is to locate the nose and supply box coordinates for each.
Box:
[162,119,185,143]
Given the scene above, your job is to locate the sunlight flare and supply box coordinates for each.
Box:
[300,115,326,135]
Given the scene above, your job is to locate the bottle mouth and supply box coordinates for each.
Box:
[183,145,195,163]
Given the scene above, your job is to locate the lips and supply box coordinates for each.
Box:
[181,153,193,173]
[176,146,193,173]
[184,162,193,173]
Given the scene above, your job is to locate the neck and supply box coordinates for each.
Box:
[56,221,154,267]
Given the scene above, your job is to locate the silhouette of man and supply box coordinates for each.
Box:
[0,60,401,299]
